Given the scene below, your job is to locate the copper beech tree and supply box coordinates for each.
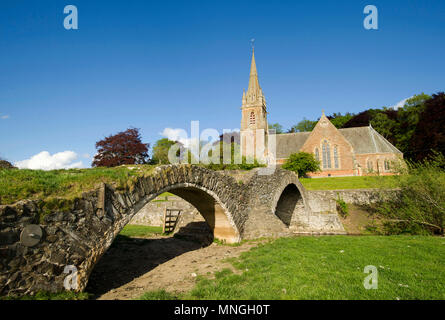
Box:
[92,128,150,167]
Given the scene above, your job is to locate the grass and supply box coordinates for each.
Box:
[118,224,163,237]
[0,165,157,205]
[152,192,175,202]
[138,290,179,300]
[138,235,445,300]
[300,175,399,190]
[0,291,90,300]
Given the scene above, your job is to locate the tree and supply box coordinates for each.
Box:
[92,128,150,167]
[370,112,397,139]
[376,152,445,235]
[268,123,283,134]
[410,92,445,161]
[394,93,430,157]
[328,112,355,129]
[288,118,317,133]
[152,138,177,164]
[282,152,320,177]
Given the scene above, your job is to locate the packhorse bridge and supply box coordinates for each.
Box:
[0,164,345,295]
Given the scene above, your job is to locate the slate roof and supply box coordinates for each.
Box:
[339,126,402,155]
[275,132,311,158]
[275,126,402,159]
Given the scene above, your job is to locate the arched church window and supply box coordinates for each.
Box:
[367,160,373,172]
[384,160,390,171]
[249,112,256,125]
[334,146,339,169]
[315,148,320,162]
[322,140,331,169]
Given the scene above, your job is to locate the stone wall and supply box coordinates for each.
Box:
[129,194,198,227]
[306,189,398,206]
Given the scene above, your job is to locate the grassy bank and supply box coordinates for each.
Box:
[300,175,399,190]
[0,165,156,205]
[139,235,445,300]
[1,165,402,205]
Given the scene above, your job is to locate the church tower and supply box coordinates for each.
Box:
[240,48,268,160]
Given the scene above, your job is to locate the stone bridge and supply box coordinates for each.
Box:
[0,165,345,296]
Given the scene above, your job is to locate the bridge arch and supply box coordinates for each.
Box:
[274,183,306,226]
[122,182,241,243]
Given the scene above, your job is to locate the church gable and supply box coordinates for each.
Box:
[300,112,354,171]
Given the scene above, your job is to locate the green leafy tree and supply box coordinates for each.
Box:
[370,112,397,139]
[328,112,355,129]
[288,118,317,133]
[268,123,283,134]
[152,138,177,164]
[282,152,320,177]
[205,141,264,170]
[394,93,431,159]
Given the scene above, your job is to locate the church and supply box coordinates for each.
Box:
[239,49,403,177]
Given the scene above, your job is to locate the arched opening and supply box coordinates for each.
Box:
[274,184,304,227]
[85,184,239,297]
[168,186,239,242]
[249,111,256,125]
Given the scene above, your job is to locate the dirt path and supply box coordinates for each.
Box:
[87,235,262,300]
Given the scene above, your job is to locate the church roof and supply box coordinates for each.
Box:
[338,126,402,155]
[275,132,311,158]
[275,126,402,159]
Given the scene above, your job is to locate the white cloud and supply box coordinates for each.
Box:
[160,128,199,149]
[389,96,413,110]
[15,151,84,170]
[1,115,10,119]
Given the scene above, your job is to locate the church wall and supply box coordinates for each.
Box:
[299,115,355,177]
[355,153,402,176]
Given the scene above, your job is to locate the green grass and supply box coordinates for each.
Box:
[0,291,90,300]
[118,224,163,237]
[138,236,445,300]
[138,290,179,300]
[0,165,157,205]
[300,175,399,190]
[152,192,175,202]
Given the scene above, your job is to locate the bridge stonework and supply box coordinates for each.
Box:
[0,165,345,296]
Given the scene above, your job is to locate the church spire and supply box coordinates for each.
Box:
[245,47,264,105]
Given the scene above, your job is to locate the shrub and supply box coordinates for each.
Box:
[335,195,348,218]
[282,152,320,177]
[376,151,445,235]
[0,159,15,169]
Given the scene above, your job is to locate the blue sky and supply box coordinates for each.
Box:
[0,0,444,168]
